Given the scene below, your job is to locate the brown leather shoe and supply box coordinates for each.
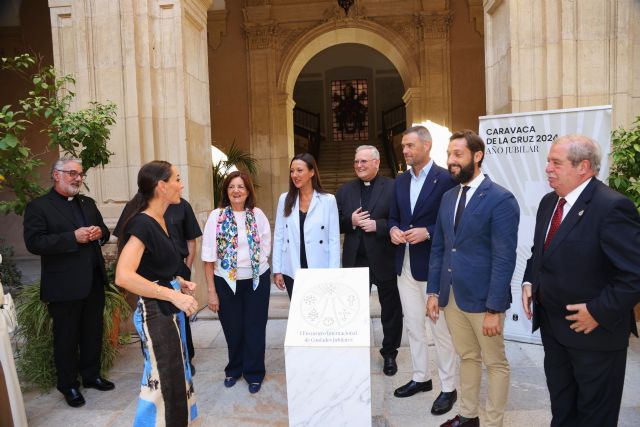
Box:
[440,415,480,427]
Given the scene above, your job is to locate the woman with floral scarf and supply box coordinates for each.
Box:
[201,171,271,394]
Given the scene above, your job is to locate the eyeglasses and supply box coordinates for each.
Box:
[56,169,86,179]
[353,160,371,166]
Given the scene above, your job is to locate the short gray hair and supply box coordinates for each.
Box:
[403,125,432,143]
[51,156,82,179]
[553,134,601,174]
[355,145,380,160]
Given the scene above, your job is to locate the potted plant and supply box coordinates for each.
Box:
[609,116,640,320]
[14,269,131,391]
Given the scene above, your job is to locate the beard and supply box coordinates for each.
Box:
[448,160,475,184]
[59,180,81,196]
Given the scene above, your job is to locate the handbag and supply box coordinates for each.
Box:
[1,285,18,334]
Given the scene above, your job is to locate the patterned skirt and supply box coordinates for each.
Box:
[133,291,197,427]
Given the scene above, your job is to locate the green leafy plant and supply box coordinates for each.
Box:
[0,54,117,215]
[0,238,22,292]
[609,116,640,210]
[212,141,259,206]
[14,271,131,391]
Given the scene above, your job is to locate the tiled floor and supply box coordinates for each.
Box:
[20,294,640,426]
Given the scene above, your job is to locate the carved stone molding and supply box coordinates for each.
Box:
[371,14,422,44]
[207,9,228,50]
[243,22,278,50]
[275,24,310,59]
[420,12,453,39]
[467,0,484,36]
[245,0,270,6]
[322,1,368,23]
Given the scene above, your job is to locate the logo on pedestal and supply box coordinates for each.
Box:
[300,281,360,329]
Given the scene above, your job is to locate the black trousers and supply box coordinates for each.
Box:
[48,268,105,392]
[354,252,403,358]
[283,274,295,300]
[177,263,195,362]
[215,269,270,383]
[539,305,627,427]
[370,276,403,358]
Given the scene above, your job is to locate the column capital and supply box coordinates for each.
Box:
[243,22,278,50]
[419,12,453,40]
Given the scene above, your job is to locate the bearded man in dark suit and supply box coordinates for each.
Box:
[24,157,115,408]
[522,134,640,427]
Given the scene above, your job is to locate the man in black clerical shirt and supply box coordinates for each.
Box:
[24,157,114,408]
[336,145,403,376]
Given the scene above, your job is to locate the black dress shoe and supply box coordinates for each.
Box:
[382,355,398,376]
[62,388,86,408]
[393,379,432,398]
[431,390,457,415]
[440,415,480,427]
[224,376,239,388]
[83,377,115,391]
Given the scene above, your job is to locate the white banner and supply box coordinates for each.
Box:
[479,106,612,344]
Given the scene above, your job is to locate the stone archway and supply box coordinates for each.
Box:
[242,5,453,219]
[277,22,422,162]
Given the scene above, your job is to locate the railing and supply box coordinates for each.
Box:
[293,106,321,162]
[381,103,406,177]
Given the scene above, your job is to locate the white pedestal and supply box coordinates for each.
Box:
[285,268,371,427]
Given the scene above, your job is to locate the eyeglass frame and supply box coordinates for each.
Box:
[56,169,87,179]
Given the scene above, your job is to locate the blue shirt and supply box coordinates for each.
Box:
[409,159,433,214]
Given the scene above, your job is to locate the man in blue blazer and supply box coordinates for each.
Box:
[427,130,519,427]
[522,135,640,427]
[388,126,459,416]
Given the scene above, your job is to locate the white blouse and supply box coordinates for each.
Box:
[201,207,271,293]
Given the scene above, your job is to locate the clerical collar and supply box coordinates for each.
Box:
[361,176,377,187]
[53,188,75,202]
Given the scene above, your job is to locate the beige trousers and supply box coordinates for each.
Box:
[397,248,457,390]
[444,288,509,427]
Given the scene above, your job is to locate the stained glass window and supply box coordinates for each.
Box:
[331,79,368,141]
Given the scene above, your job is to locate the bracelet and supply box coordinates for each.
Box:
[155,285,162,298]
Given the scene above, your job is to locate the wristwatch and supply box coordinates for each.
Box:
[486,308,502,314]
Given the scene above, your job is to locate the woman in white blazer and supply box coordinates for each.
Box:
[272,153,340,298]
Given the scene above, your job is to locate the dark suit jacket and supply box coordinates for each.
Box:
[23,188,110,302]
[388,164,457,281]
[427,176,520,312]
[336,175,396,282]
[524,178,640,351]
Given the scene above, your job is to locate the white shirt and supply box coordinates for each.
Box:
[545,177,593,237]
[453,172,485,222]
[201,207,271,293]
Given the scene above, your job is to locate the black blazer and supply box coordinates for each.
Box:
[23,189,110,302]
[524,178,640,351]
[388,164,457,281]
[336,176,396,282]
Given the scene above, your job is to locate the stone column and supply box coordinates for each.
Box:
[484,0,640,129]
[243,17,289,219]
[48,0,213,301]
[418,11,453,128]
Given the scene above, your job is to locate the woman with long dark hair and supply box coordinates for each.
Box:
[115,160,199,426]
[201,171,271,393]
[272,153,340,298]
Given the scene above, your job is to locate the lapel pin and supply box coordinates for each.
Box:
[578,210,584,216]
[433,179,438,183]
